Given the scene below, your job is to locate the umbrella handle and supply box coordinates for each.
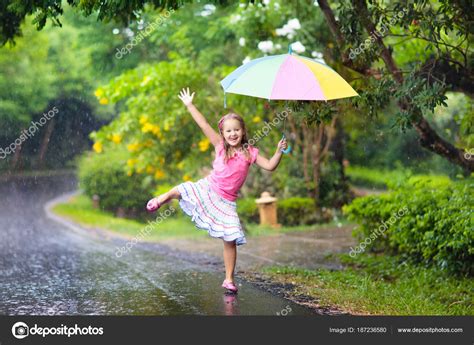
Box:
[280,134,292,154]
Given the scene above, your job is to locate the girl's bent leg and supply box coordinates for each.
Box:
[148,187,181,209]
[223,240,237,282]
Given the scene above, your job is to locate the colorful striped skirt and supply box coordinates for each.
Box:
[177,177,246,246]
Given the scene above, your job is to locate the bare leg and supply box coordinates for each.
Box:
[223,240,237,282]
[147,187,181,209]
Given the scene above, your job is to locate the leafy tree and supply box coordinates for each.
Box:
[317,0,473,172]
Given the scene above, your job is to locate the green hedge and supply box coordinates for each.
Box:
[278,197,317,226]
[237,198,260,225]
[238,197,318,226]
[78,150,153,214]
[345,166,450,190]
[343,176,473,275]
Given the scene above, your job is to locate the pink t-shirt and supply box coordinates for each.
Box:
[208,141,259,201]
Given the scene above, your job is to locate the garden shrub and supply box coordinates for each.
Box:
[345,165,450,190]
[237,198,259,225]
[238,197,318,226]
[78,150,153,214]
[343,176,473,275]
[278,197,317,226]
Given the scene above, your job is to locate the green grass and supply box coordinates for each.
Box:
[246,219,351,237]
[346,165,450,190]
[264,254,473,315]
[52,194,206,241]
[52,194,340,241]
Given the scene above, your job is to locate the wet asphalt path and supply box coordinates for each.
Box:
[0,174,313,315]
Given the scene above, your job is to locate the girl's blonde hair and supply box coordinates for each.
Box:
[217,113,251,163]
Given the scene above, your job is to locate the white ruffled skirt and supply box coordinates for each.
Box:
[177,177,246,245]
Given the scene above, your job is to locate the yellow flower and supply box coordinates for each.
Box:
[127,159,137,167]
[164,122,170,131]
[94,88,104,98]
[141,123,154,133]
[141,123,162,138]
[139,115,149,125]
[111,134,122,144]
[177,161,185,170]
[144,140,154,148]
[198,138,210,152]
[183,174,192,181]
[127,171,133,176]
[146,165,155,174]
[99,98,109,105]
[127,142,140,152]
[93,142,103,153]
[252,116,261,123]
[154,169,165,180]
[151,125,161,137]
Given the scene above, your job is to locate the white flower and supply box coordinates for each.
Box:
[112,28,120,35]
[276,28,289,36]
[275,43,282,50]
[124,28,134,37]
[239,37,246,47]
[199,4,216,17]
[258,40,274,53]
[311,51,326,63]
[291,41,305,53]
[230,14,241,24]
[263,0,271,5]
[275,18,301,39]
[204,4,216,11]
[200,4,216,17]
[242,56,251,64]
[287,18,301,30]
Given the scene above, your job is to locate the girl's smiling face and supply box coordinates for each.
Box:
[222,119,243,147]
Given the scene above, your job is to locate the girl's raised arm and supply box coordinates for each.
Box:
[255,138,287,171]
[178,88,221,147]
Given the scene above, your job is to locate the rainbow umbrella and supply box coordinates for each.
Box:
[220,48,358,106]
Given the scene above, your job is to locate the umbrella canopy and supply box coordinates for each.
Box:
[221,51,358,102]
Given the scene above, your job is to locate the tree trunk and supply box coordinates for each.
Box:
[36,117,56,169]
[10,131,24,172]
[302,123,316,198]
[412,116,473,171]
[331,116,347,183]
[310,118,338,210]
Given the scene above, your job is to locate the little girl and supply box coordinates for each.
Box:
[146,87,287,293]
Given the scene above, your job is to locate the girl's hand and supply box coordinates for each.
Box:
[178,87,195,106]
[277,138,288,152]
